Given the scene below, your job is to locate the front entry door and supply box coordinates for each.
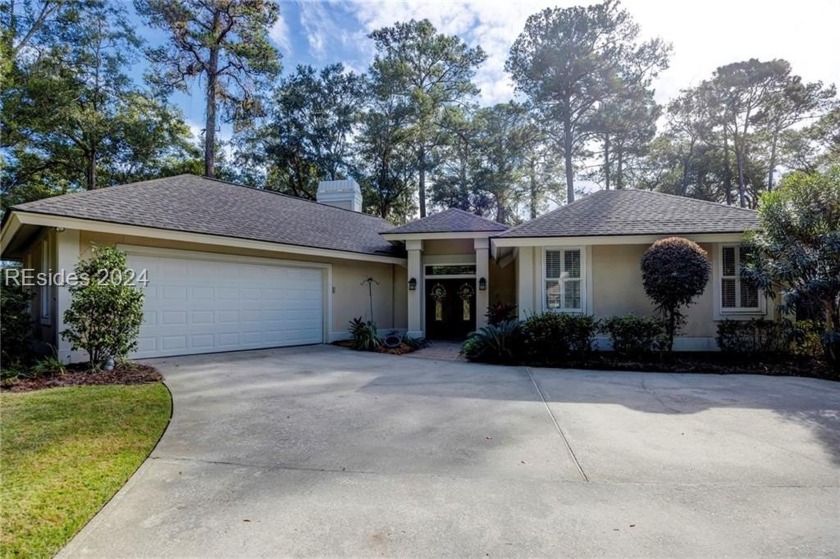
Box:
[425,279,477,340]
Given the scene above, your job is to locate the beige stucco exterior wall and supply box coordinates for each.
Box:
[423,239,474,256]
[489,257,515,307]
[515,240,775,351]
[591,243,716,338]
[17,231,407,350]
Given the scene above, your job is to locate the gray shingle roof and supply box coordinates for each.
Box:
[386,208,508,235]
[11,175,403,258]
[499,189,759,238]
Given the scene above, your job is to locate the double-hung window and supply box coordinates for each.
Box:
[544,248,582,312]
[720,245,760,312]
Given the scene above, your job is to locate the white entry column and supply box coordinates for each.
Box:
[475,237,489,328]
[406,239,423,337]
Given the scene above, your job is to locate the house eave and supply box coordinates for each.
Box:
[491,231,749,251]
[2,210,408,266]
[381,230,501,242]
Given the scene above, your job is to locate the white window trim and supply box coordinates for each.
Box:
[541,246,587,314]
[423,262,477,280]
[714,243,766,319]
[40,238,52,324]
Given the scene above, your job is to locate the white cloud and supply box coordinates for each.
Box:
[269,10,293,54]
[300,1,361,60]
[186,119,205,143]
[338,0,840,107]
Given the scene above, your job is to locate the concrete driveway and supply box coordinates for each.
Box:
[61,346,840,558]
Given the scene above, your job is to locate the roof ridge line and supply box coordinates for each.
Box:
[502,189,606,235]
[193,175,395,224]
[628,188,759,213]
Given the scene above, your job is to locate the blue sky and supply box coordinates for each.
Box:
[127,0,840,143]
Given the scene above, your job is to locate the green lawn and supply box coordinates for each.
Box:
[1,384,171,558]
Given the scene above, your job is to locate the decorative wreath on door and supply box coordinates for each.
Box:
[430,283,447,321]
[457,283,475,321]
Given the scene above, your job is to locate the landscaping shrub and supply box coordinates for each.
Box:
[599,314,665,357]
[460,320,521,363]
[784,320,826,359]
[485,301,517,326]
[742,166,840,372]
[61,246,145,369]
[1,266,33,368]
[715,318,788,355]
[520,312,596,365]
[641,237,711,352]
[347,317,382,351]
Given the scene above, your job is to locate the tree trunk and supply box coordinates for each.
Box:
[603,134,610,190]
[767,129,779,192]
[735,146,747,207]
[204,47,219,178]
[529,158,538,219]
[736,112,750,208]
[680,139,694,197]
[616,149,624,190]
[723,126,734,205]
[418,146,426,217]
[563,114,574,203]
[85,149,97,190]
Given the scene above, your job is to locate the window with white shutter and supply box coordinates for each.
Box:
[544,248,583,312]
[720,245,760,312]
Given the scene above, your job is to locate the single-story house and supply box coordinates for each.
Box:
[0,174,768,363]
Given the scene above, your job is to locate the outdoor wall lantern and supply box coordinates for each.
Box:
[408,277,417,291]
[478,277,487,291]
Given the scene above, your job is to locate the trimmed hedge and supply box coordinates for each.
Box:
[599,314,665,357]
[520,312,596,365]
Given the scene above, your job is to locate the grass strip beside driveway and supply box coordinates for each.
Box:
[1,383,171,558]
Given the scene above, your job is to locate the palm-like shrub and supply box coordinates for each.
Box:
[641,237,711,351]
[461,320,521,363]
[347,317,382,351]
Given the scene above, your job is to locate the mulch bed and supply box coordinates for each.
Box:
[527,353,836,381]
[332,340,418,356]
[1,363,164,393]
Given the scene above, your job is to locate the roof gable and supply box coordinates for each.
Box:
[386,208,508,235]
[11,175,402,257]
[499,189,759,238]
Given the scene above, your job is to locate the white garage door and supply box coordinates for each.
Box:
[127,251,325,358]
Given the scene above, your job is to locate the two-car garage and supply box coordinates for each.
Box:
[127,249,326,359]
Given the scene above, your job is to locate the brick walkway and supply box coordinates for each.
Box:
[404,340,464,361]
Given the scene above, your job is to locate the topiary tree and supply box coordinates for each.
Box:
[641,237,711,351]
[742,167,840,372]
[61,246,145,369]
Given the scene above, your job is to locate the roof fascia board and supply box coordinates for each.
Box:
[492,232,747,248]
[0,213,22,254]
[382,231,498,241]
[11,211,407,265]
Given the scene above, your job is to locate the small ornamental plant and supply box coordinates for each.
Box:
[61,246,145,369]
[641,237,711,352]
